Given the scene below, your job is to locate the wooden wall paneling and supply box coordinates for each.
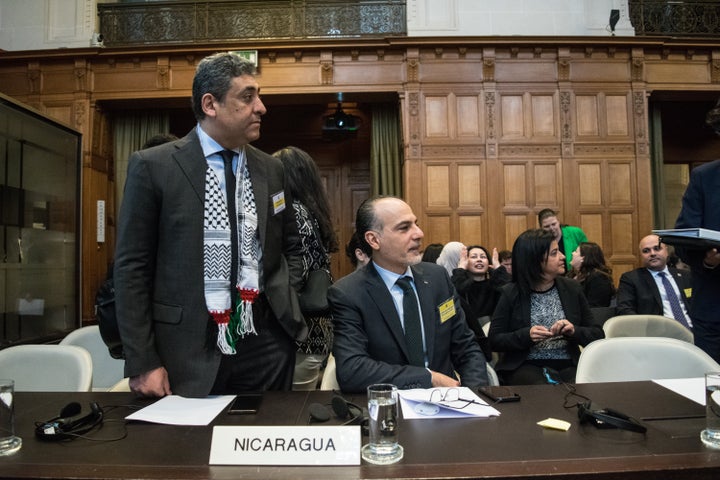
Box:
[424,214,452,245]
[533,160,562,207]
[499,161,530,249]
[605,93,631,137]
[575,94,600,137]
[459,214,483,245]
[499,94,525,139]
[3,39,716,323]
[530,94,557,138]
[424,94,452,139]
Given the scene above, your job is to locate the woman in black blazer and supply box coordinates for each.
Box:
[489,229,604,385]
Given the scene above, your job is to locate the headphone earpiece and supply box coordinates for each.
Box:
[307,396,369,435]
[35,402,105,441]
[578,401,646,434]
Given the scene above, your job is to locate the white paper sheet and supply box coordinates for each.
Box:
[653,377,706,406]
[398,387,501,419]
[125,395,236,426]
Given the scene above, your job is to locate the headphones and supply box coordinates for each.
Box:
[577,401,646,434]
[35,401,105,441]
[308,395,369,435]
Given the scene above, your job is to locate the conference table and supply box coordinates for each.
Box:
[1,381,719,479]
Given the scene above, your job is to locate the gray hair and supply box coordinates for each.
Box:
[191,52,257,121]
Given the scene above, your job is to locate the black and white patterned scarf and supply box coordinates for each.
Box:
[203,149,260,354]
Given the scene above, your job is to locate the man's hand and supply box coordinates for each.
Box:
[430,370,461,388]
[129,366,172,398]
[704,248,720,269]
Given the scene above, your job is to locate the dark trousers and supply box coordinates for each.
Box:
[500,359,575,386]
[210,295,296,394]
[694,320,720,364]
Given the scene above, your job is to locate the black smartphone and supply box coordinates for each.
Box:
[227,393,263,414]
[478,386,521,403]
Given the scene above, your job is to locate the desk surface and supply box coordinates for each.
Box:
[1,382,719,480]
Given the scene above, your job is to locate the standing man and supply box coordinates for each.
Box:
[675,158,720,362]
[114,52,306,398]
[538,208,587,271]
[616,234,693,330]
[328,196,488,393]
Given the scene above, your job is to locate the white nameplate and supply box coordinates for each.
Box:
[209,425,361,465]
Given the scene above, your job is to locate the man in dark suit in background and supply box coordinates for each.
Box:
[616,234,693,329]
[114,52,306,398]
[328,196,488,393]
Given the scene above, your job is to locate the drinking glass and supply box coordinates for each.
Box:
[361,383,403,464]
[701,372,720,449]
[0,379,22,456]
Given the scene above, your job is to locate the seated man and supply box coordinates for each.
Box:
[616,234,693,329]
[328,196,489,393]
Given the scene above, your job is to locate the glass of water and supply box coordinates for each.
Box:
[0,379,22,456]
[361,383,403,464]
[702,372,720,449]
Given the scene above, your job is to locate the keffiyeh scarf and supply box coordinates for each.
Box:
[203,151,260,354]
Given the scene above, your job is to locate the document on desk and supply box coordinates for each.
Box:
[398,387,501,419]
[125,395,235,426]
[653,378,705,406]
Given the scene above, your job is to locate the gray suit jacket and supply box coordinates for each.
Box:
[114,129,305,397]
[328,261,488,393]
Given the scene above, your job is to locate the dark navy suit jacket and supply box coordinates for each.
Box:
[328,261,488,393]
[616,267,692,317]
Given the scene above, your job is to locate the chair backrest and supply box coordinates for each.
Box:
[486,363,500,386]
[576,337,720,383]
[0,344,93,391]
[60,325,125,391]
[590,306,617,326]
[108,377,130,392]
[320,354,340,391]
[603,314,693,343]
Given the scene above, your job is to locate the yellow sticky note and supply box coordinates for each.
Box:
[537,418,571,431]
[684,288,692,298]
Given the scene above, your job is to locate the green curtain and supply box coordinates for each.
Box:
[649,103,665,228]
[113,112,170,210]
[371,103,402,196]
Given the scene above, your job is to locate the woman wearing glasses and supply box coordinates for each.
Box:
[489,229,604,385]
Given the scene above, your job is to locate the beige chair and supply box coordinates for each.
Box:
[0,344,93,391]
[486,363,500,386]
[60,325,125,391]
[576,337,720,383]
[108,378,131,392]
[482,321,499,366]
[603,314,693,343]
[319,353,340,390]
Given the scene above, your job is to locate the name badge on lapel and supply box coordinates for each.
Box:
[438,297,456,323]
[272,190,286,215]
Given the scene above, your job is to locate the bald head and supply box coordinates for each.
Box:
[639,234,668,271]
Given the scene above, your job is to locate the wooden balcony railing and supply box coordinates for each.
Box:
[98,0,407,47]
[629,0,720,37]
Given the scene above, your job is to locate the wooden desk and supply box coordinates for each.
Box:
[1,382,719,479]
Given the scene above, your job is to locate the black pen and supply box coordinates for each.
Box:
[640,414,705,421]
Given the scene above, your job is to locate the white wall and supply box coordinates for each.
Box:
[0,0,635,52]
[407,0,634,37]
[0,0,98,51]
